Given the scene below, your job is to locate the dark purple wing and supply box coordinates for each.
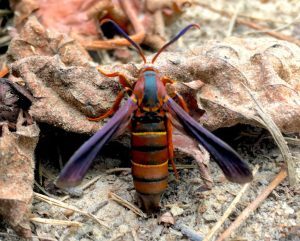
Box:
[165,98,253,184]
[56,99,137,188]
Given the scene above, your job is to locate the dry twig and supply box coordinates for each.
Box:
[0,232,57,241]
[192,1,288,24]
[241,83,297,186]
[226,0,244,37]
[84,0,145,50]
[171,164,197,170]
[196,2,300,46]
[203,165,259,241]
[106,167,131,174]
[60,175,102,201]
[216,167,287,241]
[34,181,57,198]
[34,192,110,229]
[245,14,300,35]
[30,217,82,227]
[285,137,300,146]
[108,192,146,218]
[227,14,288,24]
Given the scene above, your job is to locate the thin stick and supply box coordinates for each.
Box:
[170,164,197,170]
[235,14,288,24]
[106,167,131,174]
[83,32,145,50]
[203,165,259,241]
[60,175,102,201]
[193,1,287,24]
[284,137,300,146]
[0,232,57,241]
[237,18,300,45]
[196,2,300,46]
[226,0,244,37]
[85,0,112,19]
[84,0,145,50]
[241,83,297,186]
[34,181,57,198]
[34,192,110,229]
[119,0,144,35]
[154,10,166,38]
[216,168,287,241]
[0,36,11,46]
[245,14,300,35]
[30,217,82,227]
[0,9,12,16]
[109,192,146,218]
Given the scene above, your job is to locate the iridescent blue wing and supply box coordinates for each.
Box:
[56,99,137,188]
[165,98,253,183]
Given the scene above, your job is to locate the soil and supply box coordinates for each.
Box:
[2,126,299,241]
[0,0,300,241]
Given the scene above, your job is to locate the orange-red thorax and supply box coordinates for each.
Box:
[133,67,167,112]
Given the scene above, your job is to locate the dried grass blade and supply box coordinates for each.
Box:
[30,217,82,227]
[109,192,146,218]
[216,168,287,241]
[34,192,110,229]
[241,83,298,186]
[203,165,259,241]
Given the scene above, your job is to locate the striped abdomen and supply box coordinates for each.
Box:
[131,116,169,211]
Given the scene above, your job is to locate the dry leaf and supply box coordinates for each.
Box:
[10,0,109,40]
[10,0,191,50]
[7,18,103,134]
[0,115,39,237]
[7,19,300,135]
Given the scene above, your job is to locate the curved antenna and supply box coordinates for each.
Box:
[151,24,200,64]
[100,19,146,63]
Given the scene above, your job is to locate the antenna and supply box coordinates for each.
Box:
[100,19,147,63]
[151,24,200,64]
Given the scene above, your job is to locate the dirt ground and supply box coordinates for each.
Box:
[1,0,300,241]
[2,126,299,241]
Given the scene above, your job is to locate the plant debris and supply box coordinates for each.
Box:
[7,18,300,135]
[0,115,39,237]
[10,0,191,50]
[0,0,299,240]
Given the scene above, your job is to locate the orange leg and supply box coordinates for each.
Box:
[162,76,189,113]
[166,118,179,179]
[174,92,189,113]
[97,67,132,89]
[161,76,174,85]
[90,67,133,122]
[88,87,131,121]
[0,65,8,78]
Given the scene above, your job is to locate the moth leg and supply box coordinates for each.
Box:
[173,92,189,113]
[162,76,189,113]
[166,117,179,179]
[88,87,131,121]
[0,65,8,77]
[97,67,132,89]
[90,67,132,122]
[161,76,174,85]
